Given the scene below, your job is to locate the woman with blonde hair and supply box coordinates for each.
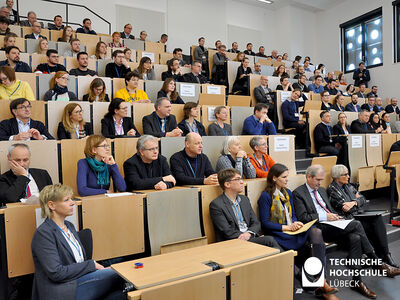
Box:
[91,41,108,60]
[57,103,93,139]
[77,135,126,196]
[43,71,77,101]
[133,56,155,80]
[234,51,245,62]
[57,25,73,42]
[157,77,184,104]
[36,38,48,54]
[83,78,110,102]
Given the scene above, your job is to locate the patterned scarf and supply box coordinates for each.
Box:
[270,188,292,224]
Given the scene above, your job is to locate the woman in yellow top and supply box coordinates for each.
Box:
[114,72,150,103]
[0,66,35,101]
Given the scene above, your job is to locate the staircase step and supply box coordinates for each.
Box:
[295,158,313,172]
[295,149,308,159]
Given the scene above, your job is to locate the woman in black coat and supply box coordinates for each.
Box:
[232,57,252,95]
[177,102,207,136]
[57,103,93,140]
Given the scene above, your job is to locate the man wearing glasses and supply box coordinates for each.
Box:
[209,168,281,249]
[120,24,134,39]
[34,49,66,74]
[24,21,47,40]
[123,135,176,191]
[105,50,131,78]
[0,98,54,141]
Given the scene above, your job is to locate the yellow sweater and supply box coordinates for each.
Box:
[114,88,149,102]
[0,80,35,101]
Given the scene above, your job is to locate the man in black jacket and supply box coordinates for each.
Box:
[385,97,400,114]
[24,22,47,40]
[350,110,376,134]
[0,46,32,73]
[161,58,183,82]
[0,98,54,141]
[0,143,52,205]
[34,49,66,74]
[182,61,208,84]
[142,98,182,138]
[314,111,340,157]
[360,95,375,112]
[105,50,131,78]
[123,135,175,191]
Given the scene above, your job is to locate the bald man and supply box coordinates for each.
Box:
[170,132,218,185]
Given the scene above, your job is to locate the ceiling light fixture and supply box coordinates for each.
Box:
[258,0,273,4]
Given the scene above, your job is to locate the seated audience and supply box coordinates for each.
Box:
[63,38,81,57]
[248,136,275,178]
[254,75,274,109]
[350,110,376,133]
[0,143,52,205]
[338,72,346,85]
[162,58,183,82]
[0,46,32,72]
[91,41,108,60]
[292,74,309,93]
[332,112,351,135]
[170,132,217,185]
[228,41,239,53]
[158,33,168,44]
[269,49,278,60]
[255,46,267,57]
[356,83,367,101]
[77,135,126,196]
[157,78,184,104]
[139,30,147,41]
[308,75,324,94]
[5,0,18,24]
[0,98,54,140]
[114,72,149,103]
[0,6,10,21]
[108,31,124,48]
[232,57,252,95]
[124,48,133,62]
[1,33,17,50]
[0,66,35,100]
[212,45,229,84]
[308,69,321,82]
[373,97,384,113]
[124,135,176,191]
[101,98,139,138]
[120,23,134,39]
[367,85,378,98]
[243,43,256,56]
[209,168,280,248]
[69,52,97,76]
[83,77,110,102]
[35,49,66,74]
[324,79,340,95]
[258,164,336,298]
[282,53,288,60]
[234,52,245,62]
[276,76,293,91]
[320,91,333,111]
[343,83,355,96]
[216,136,256,178]
[367,112,384,134]
[171,47,189,67]
[134,56,155,80]
[303,60,312,72]
[105,50,131,78]
[43,71,78,101]
[361,95,375,112]
[182,60,208,83]
[208,106,232,136]
[328,164,399,268]
[24,22,47,40]
[345,94,361,112]
[276,55,283,62]
[48,15,64,30]
[272,64,289,78]
[57,25,73,43]
[332,94,345,112]
[281,89,306,147]
[385,97,400,114]
[143,97,182,137]
[76,18,96,35]
[381,112,392,134]
[31,184,126,300]
[293,65,305,79]
[314,111,341,158]
[353,61,370,87]
[291,60,299,70]
[253,62,262,75]
[20,11,43,27]
[57,103,92,139]
[242,103,277,135]
[178,102,206,136]
[324,71,334,83]
[0,16,10,35]
[194,37,208,76]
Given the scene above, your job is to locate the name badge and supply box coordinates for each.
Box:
[294,113,299,117]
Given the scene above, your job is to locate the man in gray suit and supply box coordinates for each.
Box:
[20,11,44,28]
[209,168,281,249]
[254,75,274,108]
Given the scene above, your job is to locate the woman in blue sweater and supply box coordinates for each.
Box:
[77,135,126,196]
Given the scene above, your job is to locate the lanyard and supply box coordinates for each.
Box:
[156,115,166,132]
[115,65,121,78]
[216,122,227,136]
[56,224,83,261]
[74,125,80,139]
[187,121,198,133]
[127,88,137,102]
[325,124,332,136]
[186,158,197,177]
[252,154,267,172]
[9,80,21,98]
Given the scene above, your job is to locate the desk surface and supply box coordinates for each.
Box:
[112,239,279,290]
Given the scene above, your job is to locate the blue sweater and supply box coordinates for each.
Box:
[281,100,301,128]
[76,159,126,196]
[241,115,277,135]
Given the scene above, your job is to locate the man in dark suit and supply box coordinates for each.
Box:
[314,111,340,157]
[360,96,375,112]
[253,75,274,109]
[123,135,176,191]
[24,21,47,40]
[366,85,378,98]
[350,110,376,133]
[0,98,54,141]
[161,58,183,82]
[105,50,131,78]
[209,168,281,249]
[120,23,135,39]
[19,11,44,27]
[385,97,400,114]
[281,89,306,147]
[324,79,340,95]
[47,15,64,30]
[142,97,182,138]
[243,43,256,56]
[182,61,208,84]
[0,46,32,72]
[293,165,399,298]
[345,94,361,112]
[355,83,367,102]
[353,61,370,87]
[0,143,52,205]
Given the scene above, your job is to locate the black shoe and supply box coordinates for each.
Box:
[384,253,399,268]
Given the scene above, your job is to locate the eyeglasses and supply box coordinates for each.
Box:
[143,147,159,152]
[16,105,32,110]
[229,177,242,182]
[97,144,110,149]
[0,76,8,82]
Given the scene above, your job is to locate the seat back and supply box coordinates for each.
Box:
[77,228,93,260]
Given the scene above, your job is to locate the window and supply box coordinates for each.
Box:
[340,8,382,73]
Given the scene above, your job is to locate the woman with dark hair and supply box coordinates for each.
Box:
[232,57,252,95]
[83,78,110,102]
[57,103,93,139]
[157,78,184,104]
[272,64,289,78]
[43,71,78,101]
[134,56,155,80]
[381,112,392,134]
[57,25,73,42]
[343,84,355,96]
[317,63,325,75]
[367,113,383,133]
[258,163,336,297]
[101,98,140,138]
[208,106,232,136]
[332,95,345,112]
[291,60,299,70]
[338,73,347,85]
[275,76,293,91]
[114,72,149,103]
[124,48,133,62]
[177,102,206,136]
[320,91,333,111]
[282,53,288,61]
[91,41,108,60]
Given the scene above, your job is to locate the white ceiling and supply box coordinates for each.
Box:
[235,0,347,12]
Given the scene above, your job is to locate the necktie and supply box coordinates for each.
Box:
[354,104,358,112]
[26,184,31,198]
[312,190,331,213]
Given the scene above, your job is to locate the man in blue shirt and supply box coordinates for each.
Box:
[241,103,277,135]
[308,75,324,94]
[281,89,306,147]
[0,46,31,73]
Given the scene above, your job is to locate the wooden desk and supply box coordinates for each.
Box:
[112,239,279,289]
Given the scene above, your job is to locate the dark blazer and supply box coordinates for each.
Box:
[0,59,32,73]
[48,23,64,30]
[350,119,375,133]
[321,102,333,111]
[360,103,374,112]
[120,32,135,39]
[314,122,335,151]
[9,9,19,24]
[101,116,140,138]
[123,154,174,191]
[253,85,274,108]
[57,122,93,140]
[356,91,366,100]
[243,50,256,56]
[142,111,177,138]
[157,90,184,104]
[332,104,345,112]
[31,218,95,300]
[292,82,310,93]
[182,72,208,84]
[0,118,54,141]
[385,104,400,114]
[0,168,52,205]
[373,105,384,113]
[333,123,351,135]
[82,93,110,102]
[177,119,207,136]
[292,183,335,223]
[161,70,183,82]
[209,193,260,242]
[76,28,96,35]
[327,181,366,218]
[232,66,251,93]
[105,62,131,78]
[19,20,44,27]
[345,102,361,112]
[24,33,47,40]
[43,90,78,101]
[353,68,370,87]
